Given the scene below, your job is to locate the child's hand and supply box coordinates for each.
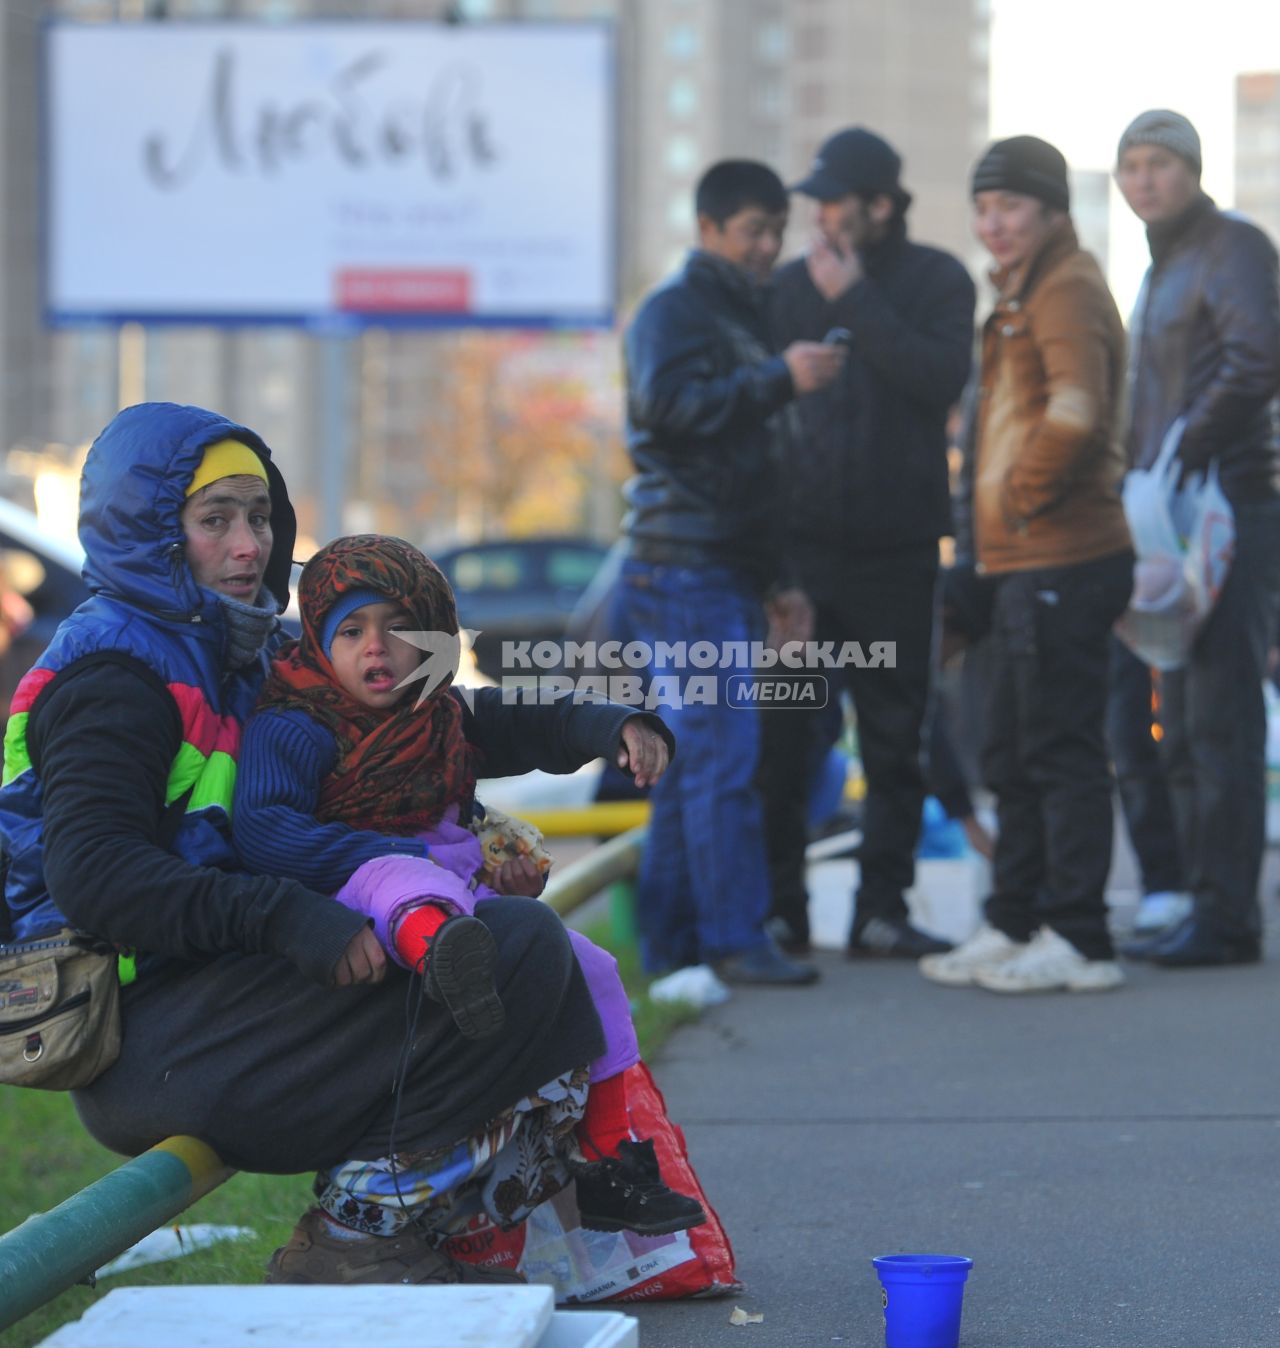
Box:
[617,718,670,789]
[481,855,547,897]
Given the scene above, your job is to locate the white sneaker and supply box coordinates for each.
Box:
[973,927,1125,994]
[918,924,1026,986]
[1132,890,1193,935]
[647,964,731,1009]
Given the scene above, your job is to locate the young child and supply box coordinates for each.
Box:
[233,534,704,1238]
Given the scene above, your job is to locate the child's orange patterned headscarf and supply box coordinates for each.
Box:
[257,534,478,834]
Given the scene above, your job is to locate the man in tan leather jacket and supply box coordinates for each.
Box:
[921,136,1134,995]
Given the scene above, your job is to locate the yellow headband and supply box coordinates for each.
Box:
[185,439,269,498]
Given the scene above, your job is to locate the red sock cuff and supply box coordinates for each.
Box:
[576,1071,631,1160]
[393,903,451,973]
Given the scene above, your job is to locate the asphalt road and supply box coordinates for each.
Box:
[622,853,1280,1348]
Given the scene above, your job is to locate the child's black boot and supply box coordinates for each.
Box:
[424,915,505,1040]
[574,1138,707,1236]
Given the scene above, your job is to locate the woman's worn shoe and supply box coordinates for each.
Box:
[265,1208,524,1285]
[574,1139,707,1236]
[425,914,505,1040]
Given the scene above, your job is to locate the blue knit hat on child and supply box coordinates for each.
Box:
[320,588,386,658]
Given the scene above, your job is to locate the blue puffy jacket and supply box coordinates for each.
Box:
[0,402,297,941]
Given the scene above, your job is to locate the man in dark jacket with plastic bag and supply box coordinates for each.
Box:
[1116,110,1280,968]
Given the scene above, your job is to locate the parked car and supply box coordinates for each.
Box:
[431,536,610,682]
[0,498,90,717]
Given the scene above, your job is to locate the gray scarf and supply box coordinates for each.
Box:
[216,587,280,670]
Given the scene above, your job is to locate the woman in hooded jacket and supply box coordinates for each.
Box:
[0,402,604,1284]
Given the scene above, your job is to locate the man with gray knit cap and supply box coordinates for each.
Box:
[1115,110,1280,968]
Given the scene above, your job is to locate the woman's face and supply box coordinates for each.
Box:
[972,191,1060,273]
[181,474,273,600]
[326,600,420,710]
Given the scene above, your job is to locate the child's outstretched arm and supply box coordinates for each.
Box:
[458,688,674,781]
[614,718,670,789]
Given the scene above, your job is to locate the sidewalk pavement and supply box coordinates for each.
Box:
[626,837,1280,1348]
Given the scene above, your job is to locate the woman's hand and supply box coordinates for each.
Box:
[481,855,547,897]
[333,925,388,987]
[617,718,670,789]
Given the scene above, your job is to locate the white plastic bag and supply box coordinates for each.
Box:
[1114,417,1235,671]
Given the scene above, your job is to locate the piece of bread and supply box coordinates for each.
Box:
[471,805,553,875]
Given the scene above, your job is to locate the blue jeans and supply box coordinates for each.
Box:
[617,559,771,971]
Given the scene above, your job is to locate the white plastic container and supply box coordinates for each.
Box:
[37,1285,637,1348]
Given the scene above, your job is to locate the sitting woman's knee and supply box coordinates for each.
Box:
[476,896,574,982]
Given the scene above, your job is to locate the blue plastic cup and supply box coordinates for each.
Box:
[871,1253,973,1348]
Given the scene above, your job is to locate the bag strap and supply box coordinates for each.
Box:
[1153,416,1187,481]
[0,847,11,945]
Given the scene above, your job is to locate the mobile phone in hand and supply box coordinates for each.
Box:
[823,327,853,348]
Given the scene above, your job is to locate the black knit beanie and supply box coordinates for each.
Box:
[971,136,1070,211]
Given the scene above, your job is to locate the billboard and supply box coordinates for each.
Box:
[44,21,615,328]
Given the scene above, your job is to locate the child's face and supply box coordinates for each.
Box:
[327,600,420,710]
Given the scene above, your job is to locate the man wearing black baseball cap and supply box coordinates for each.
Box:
[790,127,913,209]
[763,127,975,961]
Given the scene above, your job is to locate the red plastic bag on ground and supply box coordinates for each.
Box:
[444,1061,740,1302]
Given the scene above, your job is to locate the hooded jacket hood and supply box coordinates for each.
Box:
[78,401,297,622]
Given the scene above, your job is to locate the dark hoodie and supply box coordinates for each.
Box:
[768,221,976,566]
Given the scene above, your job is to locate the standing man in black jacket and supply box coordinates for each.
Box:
[1114,110,1280,968]
[618,159,844,986]
[764,127,976,959]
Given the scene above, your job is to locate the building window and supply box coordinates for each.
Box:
[797,83,826,118]
[666,24,700,60]
[668,78,698,120]
[795,24,826,61]
[756,22,788,62]
[665,135,698,174]
[752,80,783,119]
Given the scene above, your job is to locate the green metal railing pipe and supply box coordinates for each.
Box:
[542,825,645,920]
[0,1135,233,1332]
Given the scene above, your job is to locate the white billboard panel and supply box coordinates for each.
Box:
[45,21,615,327]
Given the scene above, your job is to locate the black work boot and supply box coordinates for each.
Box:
[574,1138,707,1236]
[424,914,505,1040]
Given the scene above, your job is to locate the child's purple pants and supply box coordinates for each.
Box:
[335,842,639,1083]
